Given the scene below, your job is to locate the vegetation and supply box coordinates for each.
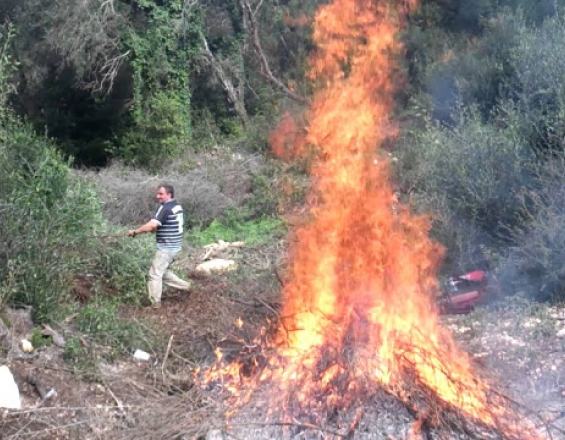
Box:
[0,0,317,166]
[188,213,285,247]
[396,3,565,300]
[0,24,153,343]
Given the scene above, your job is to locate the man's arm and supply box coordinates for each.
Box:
[128,219,160,237]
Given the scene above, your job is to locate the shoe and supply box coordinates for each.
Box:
[149,300,161,309]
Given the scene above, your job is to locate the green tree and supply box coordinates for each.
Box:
[116,0,198,167]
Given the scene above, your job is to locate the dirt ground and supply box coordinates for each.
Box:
[1,245,564,439]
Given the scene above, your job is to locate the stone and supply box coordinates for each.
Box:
[133,349,150,361]
[0,366,21,409]
[21,338,33,353]
[206,429,224,440]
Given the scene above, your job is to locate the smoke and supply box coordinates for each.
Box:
[428,71,459,124]
[496,163,565,301]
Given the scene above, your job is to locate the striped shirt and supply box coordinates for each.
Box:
[153,200,184,251]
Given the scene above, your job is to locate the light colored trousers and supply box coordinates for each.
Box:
[147,249,191,303]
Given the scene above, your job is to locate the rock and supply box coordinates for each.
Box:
[206,429,224,440]
[0,366,21,409]
[21,338,33,353]
[195,259,237,276]
[133,349,150,361]
[557,328,565,338]
[27,374,57,402]
[41,324,65,347]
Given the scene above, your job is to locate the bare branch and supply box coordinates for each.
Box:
[43,0,129,94]
[200,33,249,125]
[253,0,265,17]
[239,0,308,104]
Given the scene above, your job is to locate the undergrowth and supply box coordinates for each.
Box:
[64,296,155,377]
[0,27,154,364]
[77,297,151,355]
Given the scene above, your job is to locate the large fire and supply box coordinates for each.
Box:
[202,1,542,438]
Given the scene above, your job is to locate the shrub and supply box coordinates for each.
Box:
[84,231,154,305]
[0,119,104,321]
[76,296,150,358]
[400,109,533,226]
[395,105,538,274]
[405,10,523,121]
[114,1,195,169]
[503,13,565,153]
[0,28,154,320]
[118,90,190,168]
[63,336,93,373]
[499,155,565,301]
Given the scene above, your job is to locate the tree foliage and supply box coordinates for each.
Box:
[116,0,197,167]
[0,0,320,165]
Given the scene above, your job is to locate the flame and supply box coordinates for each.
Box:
[202,1,542,437]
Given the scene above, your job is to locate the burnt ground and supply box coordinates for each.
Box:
[0,241,564,439]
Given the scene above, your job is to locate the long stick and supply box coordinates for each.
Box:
[162,335,174,384]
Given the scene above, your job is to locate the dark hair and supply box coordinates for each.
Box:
[158,184,175,198]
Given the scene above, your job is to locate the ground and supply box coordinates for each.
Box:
[1,240,564,439]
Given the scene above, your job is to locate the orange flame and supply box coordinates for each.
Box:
[203,1,543,437]
[269,112,306,161]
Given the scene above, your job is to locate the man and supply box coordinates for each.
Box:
[128,184,191,307]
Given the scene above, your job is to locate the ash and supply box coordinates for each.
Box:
[217,389,495,440]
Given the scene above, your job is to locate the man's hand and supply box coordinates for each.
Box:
[127,220,158,238]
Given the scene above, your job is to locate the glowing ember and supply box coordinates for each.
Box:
[202,1,543,438]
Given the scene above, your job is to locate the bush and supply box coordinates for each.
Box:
[404,9,523,121]
[86,231,154,305]
[503,13,565,153]
[0,137,151,335]
[0,119,105,321]
[118,90,190,168]
[76,296,150,358]
[397,108,534,239]
[499,155,565,301]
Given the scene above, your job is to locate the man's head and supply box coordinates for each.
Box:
[156,184,174,204]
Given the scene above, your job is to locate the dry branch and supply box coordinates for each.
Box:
[200,33,249,125]
[161,334,174,384]
[239,0,308,104]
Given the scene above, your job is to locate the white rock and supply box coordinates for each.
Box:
[133,349,150,361]
[21,338,33,353]
[195,259,237,276]
[0,366,21,409]
[206,429,224,440]
[557,328,565,338]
